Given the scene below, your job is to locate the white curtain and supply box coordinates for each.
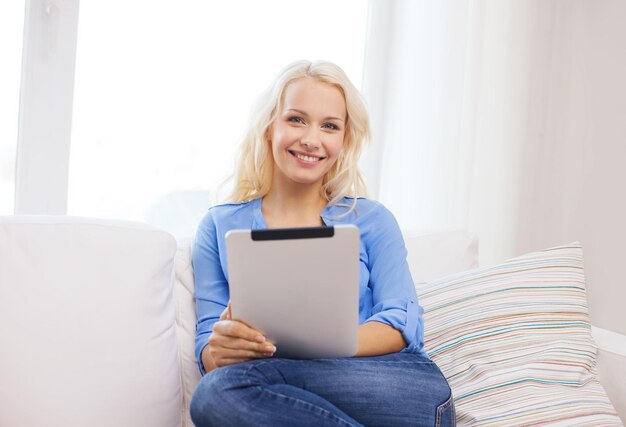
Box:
[361,0,568,265]
[361,0,472,233]
[360,0,626,335]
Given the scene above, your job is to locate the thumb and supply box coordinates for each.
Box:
[219,304,229,321]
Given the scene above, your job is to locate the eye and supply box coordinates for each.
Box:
[287,116,305,124]
[322,122,340,131]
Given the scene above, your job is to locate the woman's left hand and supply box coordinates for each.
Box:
[201,302,276,371]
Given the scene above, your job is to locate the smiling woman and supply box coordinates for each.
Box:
[67,0,368,238]
[190,59,455,427]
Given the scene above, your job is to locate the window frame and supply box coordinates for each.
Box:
[14,0,79,214]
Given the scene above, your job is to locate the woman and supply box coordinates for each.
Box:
[190,60,455,426]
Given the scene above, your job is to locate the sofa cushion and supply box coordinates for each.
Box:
[0,216,181,427]
[419,243,622,425]
[174,237,200,427]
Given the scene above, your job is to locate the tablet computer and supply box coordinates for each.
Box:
[225,224,359,359]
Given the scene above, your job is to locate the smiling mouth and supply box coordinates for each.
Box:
[289,150,325,163]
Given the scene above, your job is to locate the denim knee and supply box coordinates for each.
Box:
[431,368,455,427]
[189,372,219,427]
[190,365,246,427]
[430,372,452,407]
[190,361,272,426]
[436,395,456,427]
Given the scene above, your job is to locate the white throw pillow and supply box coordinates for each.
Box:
[419,243,622,425]
[403,229,478,285]
[0,216,181,427]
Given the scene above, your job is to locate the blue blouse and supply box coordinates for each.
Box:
[192,197,426,374]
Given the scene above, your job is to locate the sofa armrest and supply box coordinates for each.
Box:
[0,216,182,427]
[592,326,626,422]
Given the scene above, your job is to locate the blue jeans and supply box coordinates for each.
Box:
[190,352,455,427]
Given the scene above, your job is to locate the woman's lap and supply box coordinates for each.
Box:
[190,352,454,427]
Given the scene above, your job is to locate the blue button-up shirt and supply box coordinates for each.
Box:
[192,197,425,374]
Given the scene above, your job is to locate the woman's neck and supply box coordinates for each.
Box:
[262,182,327,229]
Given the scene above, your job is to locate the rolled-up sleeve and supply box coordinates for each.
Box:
[192,210,229,374]
[364,205,424,354]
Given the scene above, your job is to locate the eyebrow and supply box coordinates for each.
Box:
[285,109,345,123]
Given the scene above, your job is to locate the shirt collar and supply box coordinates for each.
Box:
[250,197,340,228]
[251,198,267,229]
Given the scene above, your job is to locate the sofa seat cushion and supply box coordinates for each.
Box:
[0,216,181,427]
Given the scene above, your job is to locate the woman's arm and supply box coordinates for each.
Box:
[355,321,407,357]
[193,209,275,374]
[359,202,425,354]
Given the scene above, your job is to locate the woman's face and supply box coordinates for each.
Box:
[269,77,347,189]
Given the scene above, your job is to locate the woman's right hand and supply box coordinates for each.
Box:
[202,303,277,372]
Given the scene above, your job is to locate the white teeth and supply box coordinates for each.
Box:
[295,153,321,162]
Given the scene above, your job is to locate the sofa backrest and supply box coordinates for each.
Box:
[403,229,478,285]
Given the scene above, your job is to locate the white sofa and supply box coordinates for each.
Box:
[1,216,623,426]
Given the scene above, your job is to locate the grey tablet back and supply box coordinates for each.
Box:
[225,225,359,359]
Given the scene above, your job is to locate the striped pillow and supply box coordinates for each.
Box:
[419,243,622,426]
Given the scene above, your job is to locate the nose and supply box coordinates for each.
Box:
[300,127,321,150]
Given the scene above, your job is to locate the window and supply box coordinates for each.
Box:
[0,2,25,214]
[68,0,368,237]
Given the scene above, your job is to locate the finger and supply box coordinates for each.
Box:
[214,320,266,343]
[227,302,232,320]
[209,331,276,353]
[215,336,277,355]
[214,357,253,368]
[212,347,274,360]
[219,305,229,321]
[213,351,275,368]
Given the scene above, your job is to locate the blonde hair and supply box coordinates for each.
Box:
[228,60,370,208]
